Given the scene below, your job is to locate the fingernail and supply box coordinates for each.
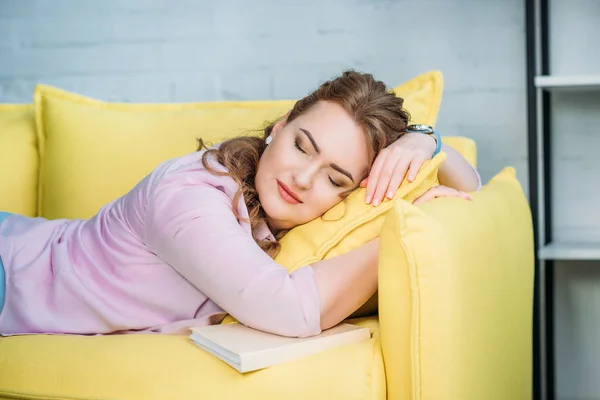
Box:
[373,199,380,207]
[408,175,414,182]
[365,195,372,204]
[386,191,394,199]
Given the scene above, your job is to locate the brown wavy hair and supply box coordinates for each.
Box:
[198,70,411,257]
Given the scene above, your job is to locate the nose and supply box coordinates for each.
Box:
[293,162,318,191]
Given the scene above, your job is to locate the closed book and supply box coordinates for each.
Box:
[189,323,371,373]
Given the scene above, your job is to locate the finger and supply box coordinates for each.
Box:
[406,154,427,183]
[436,187,472,200]
[372,157,406,206]
[460,191,473,200]
[431,186,462,198]
[360,178,368,188]
[413,186,468,205]
[413,187,451,205]
[412,189,435,205]
[365,151,389,204]
[385,157,413,199]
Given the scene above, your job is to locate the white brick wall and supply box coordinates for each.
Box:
[0,0,528,189]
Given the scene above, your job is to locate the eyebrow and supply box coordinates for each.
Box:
[331,163,355,183]
[300,128,355,183]
[300,128,320,153]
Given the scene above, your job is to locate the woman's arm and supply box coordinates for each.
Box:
[145,182,322,338]
[438,143,481,192]
[363,132,481,206]
[312,239,379,330]
[145,177,382,337]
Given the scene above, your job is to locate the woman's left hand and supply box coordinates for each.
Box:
[412,185,473,205]
[361,132,437,206]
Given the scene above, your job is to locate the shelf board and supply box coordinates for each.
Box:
[539,241,600,261]
[535,75,600,90]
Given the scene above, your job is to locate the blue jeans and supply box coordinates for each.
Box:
[0,211,11,314]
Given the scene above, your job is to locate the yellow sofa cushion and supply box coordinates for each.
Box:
[0,105,38,217]
[34,70,443,221]
[0,317,384,400]
[34,85,295,220]
[378,167,533,399]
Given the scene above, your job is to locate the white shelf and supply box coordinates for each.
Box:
[535,75,600,90]
[539,241,600,260]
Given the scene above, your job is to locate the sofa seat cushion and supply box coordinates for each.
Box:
[0,316,384,400]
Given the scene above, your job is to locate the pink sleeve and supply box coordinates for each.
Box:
[143,182,321,338]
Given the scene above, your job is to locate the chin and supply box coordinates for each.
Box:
[262,197,309,231]
[257,181,306,231]
[262,201,294,231]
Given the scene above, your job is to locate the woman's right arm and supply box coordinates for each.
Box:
[144,179,379,337]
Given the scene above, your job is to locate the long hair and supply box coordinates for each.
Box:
[197,70,411,257]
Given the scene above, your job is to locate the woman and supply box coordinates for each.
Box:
[0,71,479,337]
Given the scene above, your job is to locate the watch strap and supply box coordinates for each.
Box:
[407,125,442,158]
[432,129,442,157]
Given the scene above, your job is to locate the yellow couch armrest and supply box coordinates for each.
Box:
[378,167,533,399]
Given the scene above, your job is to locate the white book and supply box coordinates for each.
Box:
[189,323,371,373]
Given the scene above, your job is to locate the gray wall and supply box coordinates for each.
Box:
[0,0,528,189]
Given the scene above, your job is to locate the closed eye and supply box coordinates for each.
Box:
[294,138,306,154]
[328,176,342,188]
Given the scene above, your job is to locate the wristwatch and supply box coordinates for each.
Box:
[406,124,442,157]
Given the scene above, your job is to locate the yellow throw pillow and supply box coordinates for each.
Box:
[275,152,446,271]
[34,85,294,220]
[0,104,38,217]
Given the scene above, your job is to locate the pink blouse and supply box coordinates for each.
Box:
[0,151,321,337]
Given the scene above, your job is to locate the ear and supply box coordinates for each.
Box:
[271,111,291,138]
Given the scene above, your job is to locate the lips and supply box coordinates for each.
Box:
[277,180,302,204]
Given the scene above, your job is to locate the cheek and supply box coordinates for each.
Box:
[305,182,344,216]
[255,154,273,195]
[256,145,293,190]
[264,142,295,169]
[256,147,278,178]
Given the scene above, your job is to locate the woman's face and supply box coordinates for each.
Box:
[256,101,370,231]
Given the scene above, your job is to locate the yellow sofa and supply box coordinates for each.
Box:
[0,75,534,400]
